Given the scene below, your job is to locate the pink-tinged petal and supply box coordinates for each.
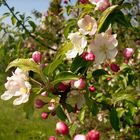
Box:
[78,15,97,35]
[94,51,106,64]
[107,48,118,59]
[13,94,29,105]
[79,29,89,35]
[1,91,14,100]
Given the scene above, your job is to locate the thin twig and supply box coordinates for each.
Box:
[3,0,57,51]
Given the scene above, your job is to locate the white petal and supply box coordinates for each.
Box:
[95,51,106,64]
[1,91,14,100]
[107,48,118,59]
[13,94,29,105]
[66,49,78,59]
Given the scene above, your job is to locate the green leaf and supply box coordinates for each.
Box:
[6,59,43,77]
[92,69,108,81]
[89,99,98,116]
[11,16,16,25]
[97,5,118,32]
[44,42,72,76]
[65,103,74,113]
[69,123,77,137]
[28,20,36,31]
[51,71,79,85]
[56,105,67,121]
[71,55,92,74]
[64,19,77,38]
[109,107,120,131]
[78,106,86,124]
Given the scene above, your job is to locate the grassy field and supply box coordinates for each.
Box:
[0,73,57,140]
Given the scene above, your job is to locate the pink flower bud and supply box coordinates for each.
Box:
[81,52,95,61]
[32,51,42,63]
[48,136,57,140]
[123,48,134,60]
[41,112,49,120]
[88,86,96,92]
[64,0,68,4]
[80,0,89,4]
[51,110,56,116]
[58,82,70,92]
[74,134,86,140]
[41,91,48,97]
[56,122,69,135]
[86,130,100,140]
[48,101,55,111]
[92,0,110,12]
[98,0,110,12]
[110,63,120,72]
[72,78,86,90]
[34,99,46,109]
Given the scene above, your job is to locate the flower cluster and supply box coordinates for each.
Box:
[1,68,31,105]
[66,14,118,65]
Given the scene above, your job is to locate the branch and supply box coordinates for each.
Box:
[3,0,57,51]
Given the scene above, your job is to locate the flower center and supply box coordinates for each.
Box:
[20,87,27,94]
[86,23,92,31]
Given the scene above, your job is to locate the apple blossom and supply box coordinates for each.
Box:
[110,63,120,72]
[1,68,31,105]
[89,0,110,12]
[48,99,55,111]
[41,112,49,120]
[71,78,86,89]
[80,0,89,4]
[66,32,87,59]
[34,99,46,109]
[56,122,69,135]
[32,51,42,63]
[86,130,100,140]
[81,51,95,61]
[123,48,134,60]
[74,134,86,140]
[48,136,57,140]
[58,82,70,92]
[78,15,97,35]
[89,31,118,64]
[88,86,96,92]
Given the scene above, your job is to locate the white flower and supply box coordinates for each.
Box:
[89,0,110,11]
[66,32,87,59]
[89,31,118,64]
[67,90,85,109]
[1,68,31,105]
[78,15,97,36]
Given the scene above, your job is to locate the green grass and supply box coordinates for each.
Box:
[0,73,57,140]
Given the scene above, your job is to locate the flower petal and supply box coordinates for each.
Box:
[107,48,118,59]
[13,94,29,105]
[1,91,14,100]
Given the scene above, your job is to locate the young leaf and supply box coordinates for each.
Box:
[44,42,72,76]
[11,16,16,25]
[6,59,43,77]
[51,71,79,85]
[109,107,120,131]
[56,105,67,121]
[97,5,118,32]
[78,106,86,124]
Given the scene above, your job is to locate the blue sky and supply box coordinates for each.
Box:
[0,0,76,24]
